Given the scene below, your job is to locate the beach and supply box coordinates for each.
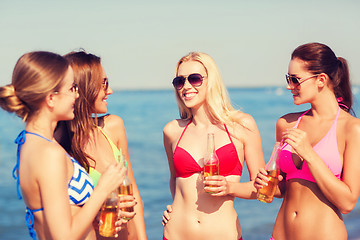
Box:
[1,87,359,240]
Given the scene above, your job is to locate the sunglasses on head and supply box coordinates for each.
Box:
[172,73,205,90]
[285,74,319,86]
[102,78,109,91]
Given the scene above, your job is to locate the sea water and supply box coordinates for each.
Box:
[0,87,359,240]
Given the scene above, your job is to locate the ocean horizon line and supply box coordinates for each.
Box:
[112,85,360,92]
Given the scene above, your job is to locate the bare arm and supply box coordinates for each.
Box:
[254,116,289,198]
[206,113,265,199]
[163,121,177,199]
[282,115,360,214]
[161,121,179,226]
[38,145,125,240]
[106,114,147,240]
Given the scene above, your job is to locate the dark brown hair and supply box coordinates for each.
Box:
[292,42,352,112]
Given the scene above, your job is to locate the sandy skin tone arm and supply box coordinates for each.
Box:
[24,139,126,239]
[162,112,265,225]
[278,112,360,213]
[203,113,265,198]
[103,114,147,239]
[255,110,360,213]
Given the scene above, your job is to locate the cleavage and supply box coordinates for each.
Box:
[291,152,303,169]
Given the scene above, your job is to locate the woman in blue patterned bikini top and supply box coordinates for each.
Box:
[0,51,126,240]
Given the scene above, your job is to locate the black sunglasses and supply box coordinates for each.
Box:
[70,83,79,93]
[102,78,109,91]
[172,73,205,90]
[285,74,319,86]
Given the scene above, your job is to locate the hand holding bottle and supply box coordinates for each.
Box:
[97,162,127,195]
[98,191,136,237]
[118,195,136,221]
[203,175,230,196]
[203,133,220,193]
[118,154,135,220]
[99,190,120,237]
[256,142,281,203]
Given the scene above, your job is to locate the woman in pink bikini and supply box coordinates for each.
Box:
[162,52,265,240]
[255,42,360,239]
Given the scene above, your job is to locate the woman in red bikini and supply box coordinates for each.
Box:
[162,52,265,240]
[255,42,360,240]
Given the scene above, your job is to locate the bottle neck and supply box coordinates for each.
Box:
[207,133,215,153]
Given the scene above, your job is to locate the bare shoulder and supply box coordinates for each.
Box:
[163,119,188,142]
[33,142,68,176]
[276,111,304,131]
[42,143,67,163]
[103,114,125,131]
[100,114,126,146]
[344,113,360,138]
[26,138,65,162]
[232,111,258,130]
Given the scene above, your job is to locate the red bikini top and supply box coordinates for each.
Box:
[173,121,243,178]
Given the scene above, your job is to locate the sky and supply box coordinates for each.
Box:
[0,0,359,90]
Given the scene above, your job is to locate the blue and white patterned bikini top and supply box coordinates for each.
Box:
[67,153,94,205]
[13,130,94,239]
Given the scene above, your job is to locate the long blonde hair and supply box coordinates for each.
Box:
[0,51,69,122]
[174,52,239,126]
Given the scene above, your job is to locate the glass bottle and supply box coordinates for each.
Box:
[118,154,134,220]
[99,190,119,237]
[203,133,219,191]
[257,142,281,203]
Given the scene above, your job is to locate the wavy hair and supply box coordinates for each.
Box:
[63,50,103,171]
[0,51,69,121]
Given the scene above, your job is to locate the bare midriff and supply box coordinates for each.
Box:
[164,174,241,240]
[273,179,347,240]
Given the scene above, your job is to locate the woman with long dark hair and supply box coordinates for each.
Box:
[256,42,360,239]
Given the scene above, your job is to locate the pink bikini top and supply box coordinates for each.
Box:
[173,121,243,178]
[278,108,342,183]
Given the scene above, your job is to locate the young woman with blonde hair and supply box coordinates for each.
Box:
[0,51,126,239]
[162,52,264,240]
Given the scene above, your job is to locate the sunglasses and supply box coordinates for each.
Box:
[172,73,205,90]
[286,74,319,86]
[70,83,79,93]
[102,78,109,91]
